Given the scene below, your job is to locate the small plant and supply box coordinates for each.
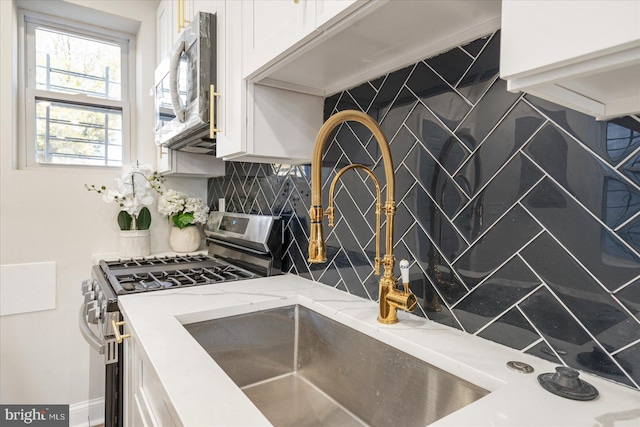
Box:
[157,189,210,229]
[86,162,164,230]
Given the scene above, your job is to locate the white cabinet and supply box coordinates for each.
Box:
[215,1,323,164]
[156,0,218,66]
[500,0,640,120]
[242,0,364,80]
[244,1,501,97]
[242,0,318,79]
[156,146,225,177]
[123,325,178,427]
[156,0,192,66]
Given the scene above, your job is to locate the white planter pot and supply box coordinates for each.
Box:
[169,226,201,253]
[119,230,151,258]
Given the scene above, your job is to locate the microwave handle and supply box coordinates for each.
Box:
[169,40,187,123]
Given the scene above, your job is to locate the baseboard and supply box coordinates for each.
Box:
[69,398,104,427]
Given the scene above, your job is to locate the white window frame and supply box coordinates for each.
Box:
[18,10,134,169]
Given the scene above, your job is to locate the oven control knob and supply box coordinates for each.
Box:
[87,301,100,324]
[84,291,96,304]
[81,280,94,294]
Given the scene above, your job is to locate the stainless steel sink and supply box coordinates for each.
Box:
[184,305,489,427]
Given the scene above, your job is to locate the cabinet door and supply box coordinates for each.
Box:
[242,0,318,79]
[501,0,640,119]
[157,0,198,66]
[192,0,219,15]
[156,0,174,66]
[156,146,170,174]
[182,0,195,25]
[314,0,361,30]
[215,0,245,159]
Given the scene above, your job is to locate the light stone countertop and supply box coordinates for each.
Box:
[118,274,640,427]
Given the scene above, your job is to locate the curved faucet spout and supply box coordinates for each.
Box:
[328,164,383,275]
[308,110,416,324]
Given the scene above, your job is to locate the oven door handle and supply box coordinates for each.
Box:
[79,305,105,355]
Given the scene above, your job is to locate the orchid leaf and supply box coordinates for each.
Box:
[136,207,152,230]
[117,211,132,230]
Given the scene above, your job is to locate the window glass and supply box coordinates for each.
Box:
[35,99,123,166]
[24,15,130,167]
[34,27,122,101]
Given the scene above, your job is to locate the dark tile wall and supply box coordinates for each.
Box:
[209,31,640,389]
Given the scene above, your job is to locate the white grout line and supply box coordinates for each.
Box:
[453,31,497,91]
[472,283,546,337]
[421,59,475,108]
[610,337,640,356]
[523,97,640,194]
[520,150,640,262]
[450,119,549,223]
[330,212,377,286]
[517,200,618,296]
[407,256,466,330]
[521,338,545,353]
[614,142,640,172]
[400,133,471,204]
[450,198,544,266]
[402,159,472,247]
[613,274,640,294]
[610,293,640,326]
[397,199,472,293]
[517,254,640,387]
[454,174,546,249]
[613,208,640,232]
[453,93,527,176]
[450,228,545,308]
[515,305,566,364]
[471,228,544,288]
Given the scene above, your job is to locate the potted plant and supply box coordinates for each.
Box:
[86,162,164,257]
[158,189,210,252]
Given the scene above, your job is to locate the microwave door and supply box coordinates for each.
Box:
[169,40,187,123]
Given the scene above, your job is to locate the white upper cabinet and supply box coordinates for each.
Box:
[242,0,318,79]
[156,0,217,66]
[500,0,640,120]
[215,1,323,163]
[243,1,501,96]
[315,0,362,30]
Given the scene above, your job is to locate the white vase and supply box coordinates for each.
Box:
[169,225,201,253]
[119,230,151,258]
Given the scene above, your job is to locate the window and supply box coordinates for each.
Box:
[22,13,131,167]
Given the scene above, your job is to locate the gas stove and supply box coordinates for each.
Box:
[79,212,284,427]
[100,254,257,295]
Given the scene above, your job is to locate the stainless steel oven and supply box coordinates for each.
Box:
[154,11,217,154]
[79,213,283,427]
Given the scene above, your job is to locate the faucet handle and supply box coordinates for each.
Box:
[400,259,410,293]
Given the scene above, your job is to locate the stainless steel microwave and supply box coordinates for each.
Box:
[154,12,217,154]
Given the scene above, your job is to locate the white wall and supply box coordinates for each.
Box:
[0,0,207,416]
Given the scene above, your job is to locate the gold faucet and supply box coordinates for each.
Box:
[308,110,417,324]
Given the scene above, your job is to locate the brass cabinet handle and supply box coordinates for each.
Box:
[111,319,131,344]
[177,0,190,31]
[177,0,182,32]
[182,0,190,26]
[210,84,221,138]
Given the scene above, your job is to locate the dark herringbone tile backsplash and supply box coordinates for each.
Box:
[209,31,640,389]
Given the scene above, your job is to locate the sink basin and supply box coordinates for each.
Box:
[184,305,489,427]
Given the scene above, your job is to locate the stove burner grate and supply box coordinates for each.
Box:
[110,258,257,294]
